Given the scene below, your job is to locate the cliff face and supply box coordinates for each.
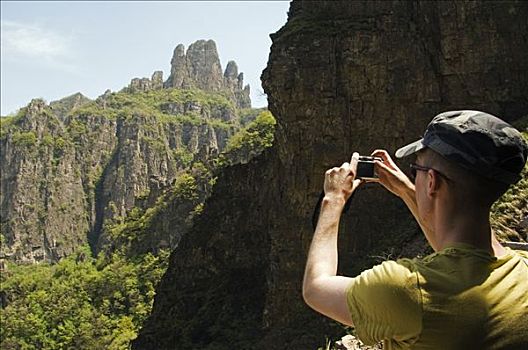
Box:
[135,1,528,349]
[0,40,256,263]
[0,100,90,263]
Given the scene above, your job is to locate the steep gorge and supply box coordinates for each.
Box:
[135,1,528,349]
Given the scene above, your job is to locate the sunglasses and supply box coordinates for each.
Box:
[409,163,452,183]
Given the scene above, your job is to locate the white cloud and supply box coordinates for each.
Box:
[1,20,81,74]
[1,20,72,58]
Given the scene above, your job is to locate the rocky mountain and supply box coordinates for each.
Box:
[134,1,528,349]
[0,40,257,264]
[125,39,251,109]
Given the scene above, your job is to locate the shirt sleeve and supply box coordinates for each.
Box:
[346,259,422,346]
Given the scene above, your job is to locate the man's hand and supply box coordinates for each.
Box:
[323,152,363,203]
[371,149,414,198]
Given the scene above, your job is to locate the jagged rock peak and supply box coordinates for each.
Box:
[165,40,221,91]
[165,39,251,108]
[151,71,164,89]
[126,71,164,93]
[49,92,92,116]
[186,40,223,90]
[50,92,89,104]
[27,98,48,114]
[237,73,245,90]
[224,60,239,80]
[123,40,251,108]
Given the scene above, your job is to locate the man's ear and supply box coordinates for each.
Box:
[426,169,440,197]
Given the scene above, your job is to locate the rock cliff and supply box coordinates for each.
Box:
[134,1,528,349]
[0,100,90,263]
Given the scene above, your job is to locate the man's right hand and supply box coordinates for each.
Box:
[371,149,414,199]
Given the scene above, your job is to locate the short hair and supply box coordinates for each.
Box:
[420,148,510,208]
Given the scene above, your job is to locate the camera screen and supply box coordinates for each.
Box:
[357,161,375,179]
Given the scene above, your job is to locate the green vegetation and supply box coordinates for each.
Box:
[140,135,167,153]
[41,135,54,147]
[0,116,16,139]
[104,200,165,256]
[70,88,236,127]
[207,117,235,131]
[12,131,37,147]
[54,137,67,150]
[67,119,88,144]
[1,105,74,163]
[217,110,276,166]
[0,107,34,139]
[114,88,235,111]
[172,173,199,201]
[49,93,92,117]
[0,245,169,349]
[72,103,119,120]
[173,148,194,168]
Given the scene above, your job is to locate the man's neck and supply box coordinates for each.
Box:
[434,204,506,257]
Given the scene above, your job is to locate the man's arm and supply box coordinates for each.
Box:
[302,153,362,326]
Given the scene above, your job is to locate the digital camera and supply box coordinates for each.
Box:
[356,156,382,180]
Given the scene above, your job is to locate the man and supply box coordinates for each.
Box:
[303,110,528,349]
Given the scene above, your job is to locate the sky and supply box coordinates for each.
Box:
[0,1,291,115]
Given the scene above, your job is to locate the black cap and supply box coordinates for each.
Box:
[395,110,528,184]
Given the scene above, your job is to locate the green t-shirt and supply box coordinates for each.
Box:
[346,243,528,349]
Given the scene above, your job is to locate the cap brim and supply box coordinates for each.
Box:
[395,138,426,158]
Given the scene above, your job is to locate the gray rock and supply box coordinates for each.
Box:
[224,60,239,80]
[165,39,252,108]
[166,44,188,88]
[151,71,164,90]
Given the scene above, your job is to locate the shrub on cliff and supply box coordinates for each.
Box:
[217,110,276,166]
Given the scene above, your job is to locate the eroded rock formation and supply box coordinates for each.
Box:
[164,40,251,108]
[125,40,252,109]
[134,1,528,349]
[127,71,164,93]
